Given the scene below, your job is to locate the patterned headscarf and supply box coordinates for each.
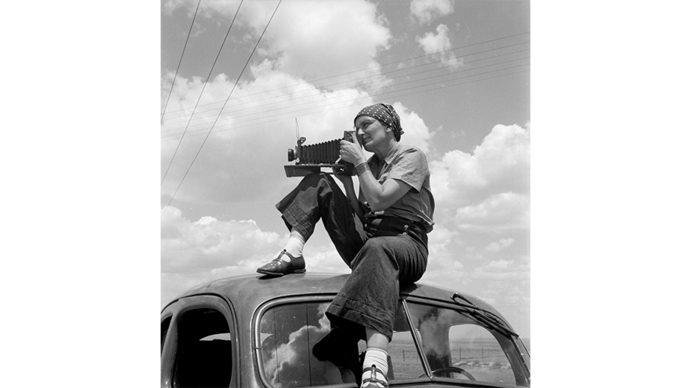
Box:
[353,103,404,141]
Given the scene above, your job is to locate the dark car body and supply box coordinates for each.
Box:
[161,273,530,388]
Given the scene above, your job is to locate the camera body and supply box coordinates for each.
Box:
[284,131,356,177]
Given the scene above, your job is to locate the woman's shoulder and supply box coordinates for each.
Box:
[395,144,428,161]
[390,144,429,173]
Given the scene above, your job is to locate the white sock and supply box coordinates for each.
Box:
[361,348,388,386]
[281,230,305,261]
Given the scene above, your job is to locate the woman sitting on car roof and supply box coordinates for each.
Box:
[256,103,435,388]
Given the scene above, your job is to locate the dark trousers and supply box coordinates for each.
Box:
[276,173,428,340]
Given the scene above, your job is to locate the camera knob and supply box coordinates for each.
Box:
[287,149,295,161]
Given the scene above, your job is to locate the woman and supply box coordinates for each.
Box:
[257,103,434,388]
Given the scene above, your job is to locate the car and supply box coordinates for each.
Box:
[160,273,530,388]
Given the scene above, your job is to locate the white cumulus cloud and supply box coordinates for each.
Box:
[416,24,460,68]
[247,0,391,84]
[410,0,454,24]
[485,238,515,252]
[161,206,282,273]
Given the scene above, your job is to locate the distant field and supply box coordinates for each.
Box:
[387,338,529,384]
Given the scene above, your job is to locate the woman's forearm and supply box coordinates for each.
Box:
[356,163,410,212]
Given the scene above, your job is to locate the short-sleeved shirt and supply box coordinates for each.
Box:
[359,143,435,232]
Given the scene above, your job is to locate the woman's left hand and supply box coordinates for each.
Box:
[340,134,366,165]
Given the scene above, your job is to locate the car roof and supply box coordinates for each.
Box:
[166,272,513,330]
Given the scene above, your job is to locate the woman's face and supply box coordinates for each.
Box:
[355,115,391,152]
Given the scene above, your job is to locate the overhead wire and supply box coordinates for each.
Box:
[161,60,529,141]
[161,0,245,186]
[161,63,529,141]
[160,32,529,120]
[162,0,284,217]
[160,51,530,141]
[160,26,528,211]
[160,0,201,123]
[161,68,529,143]
[160,49,529,140]
[160,40,529,129]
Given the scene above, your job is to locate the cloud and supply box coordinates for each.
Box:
[417,24,451,53]
[301,245,353,275]
[392,102,433,153]
[160,206,357,306]
[454,192,529,232]
[470,254,530,328]
[161,70,369,205]
[257,0,391,84]
[416,24,461,68]
[473,255,529,282]
[161,69,434,206]
[160,1,530,335]
[164,0,391,85]
[161,205,283,273]
[430,123,530,209]
[410,0,454,24]
[263,303,333,386]
[420,225,467,287]
[485,238,515,252]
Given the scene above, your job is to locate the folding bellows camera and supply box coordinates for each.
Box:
[284,130,356,177]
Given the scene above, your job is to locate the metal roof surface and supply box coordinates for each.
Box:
[165,273,511,328]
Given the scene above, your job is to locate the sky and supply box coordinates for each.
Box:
[160,0,531,336]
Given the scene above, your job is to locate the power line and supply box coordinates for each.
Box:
[162,60,529,141]
[161,59,529,140]
[162,0,284,217]
[161,62,529,142]
[161,0,245,186]
[160,54,529,140]
[160,0,201,122]
[160,42,529,133]
[161,32,529,119]
[161,68,529,144]
[161,41,528,129]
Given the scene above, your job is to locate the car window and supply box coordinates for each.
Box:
[259,302,357,387]
[257,299,530,387]
[173,308,233,388]
[258,300,429,387]
[406,301,529,387]
[387,330,426,380]
[447,325,515,385]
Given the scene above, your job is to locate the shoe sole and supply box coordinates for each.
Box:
[257,269,307,276]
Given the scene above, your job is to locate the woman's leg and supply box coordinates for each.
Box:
[326,235,427,386]
[365,329,389,351]
[258,173,367,275]
[361,329,390,388]
[326,235,427,338]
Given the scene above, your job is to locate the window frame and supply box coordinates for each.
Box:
[161,294,239,388]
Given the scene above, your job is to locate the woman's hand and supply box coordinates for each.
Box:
[339,134,366,166]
